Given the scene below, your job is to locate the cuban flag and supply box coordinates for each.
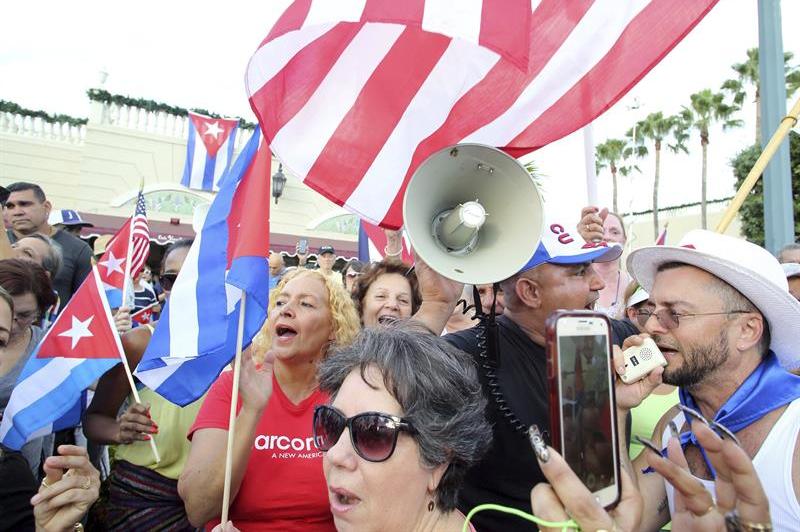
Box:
[131,302,157,326]
[0,266,123,449]
[96,219,137,308]
[181,111,240,192]
[135,128,271,406]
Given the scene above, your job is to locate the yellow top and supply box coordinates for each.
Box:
[629,387,680,460]
[113,387,205,480]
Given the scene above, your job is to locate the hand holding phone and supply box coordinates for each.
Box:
[545,310,621,509]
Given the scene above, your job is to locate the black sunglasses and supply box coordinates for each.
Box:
[312,405,416,462]
[161,272,178,291]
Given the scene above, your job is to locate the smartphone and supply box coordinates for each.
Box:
[545,310,621,509]
[297,238,309,255]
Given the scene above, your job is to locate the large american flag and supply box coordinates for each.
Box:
[129,191,150,277]
[246,0,719,229]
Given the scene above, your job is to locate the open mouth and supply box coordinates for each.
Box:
[330,487,361,512]
[275,324,297,339]
[377,315,398,325]
[585,300,597,311]
[657,344,679,357]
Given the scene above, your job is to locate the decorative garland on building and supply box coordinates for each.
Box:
[86,89,257,129]
[0,100,88,127]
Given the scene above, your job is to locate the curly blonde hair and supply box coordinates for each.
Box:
[252,268,360,361]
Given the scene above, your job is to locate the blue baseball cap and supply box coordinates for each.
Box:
[519,220,622,273]
[48,209,94,228]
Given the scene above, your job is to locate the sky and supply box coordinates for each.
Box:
[1,0,798,219]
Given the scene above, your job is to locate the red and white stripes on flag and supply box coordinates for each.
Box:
[130,191,150,277]
[247,0,718,229]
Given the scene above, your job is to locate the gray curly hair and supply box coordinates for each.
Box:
[317,320,491,512]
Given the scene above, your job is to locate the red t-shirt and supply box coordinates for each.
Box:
[189,371,334,532]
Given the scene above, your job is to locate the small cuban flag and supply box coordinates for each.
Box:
[0,265,123,450]
[181,111,240,192]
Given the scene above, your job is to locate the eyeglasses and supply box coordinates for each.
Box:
[312,405,416,462]
[634,308,751,330]
[161,273,178,291]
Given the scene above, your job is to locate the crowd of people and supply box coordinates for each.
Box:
[0,179,798,532]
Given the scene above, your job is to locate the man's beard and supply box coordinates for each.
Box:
[659,331,729,387]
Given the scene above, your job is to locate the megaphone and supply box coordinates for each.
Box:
[403,144,544,285]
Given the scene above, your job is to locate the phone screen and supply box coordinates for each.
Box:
[297,239,308,255]
[556,318,617,499]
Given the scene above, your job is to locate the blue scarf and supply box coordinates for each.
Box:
[644,352,800,477]
[676,351,800,478]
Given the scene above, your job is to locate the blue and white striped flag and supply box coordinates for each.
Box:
[135,128,271,406]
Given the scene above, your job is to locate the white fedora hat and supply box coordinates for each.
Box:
[627,229,800,370]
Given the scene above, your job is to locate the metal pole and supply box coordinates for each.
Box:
[758,0,794,253]
[583,123,598,204]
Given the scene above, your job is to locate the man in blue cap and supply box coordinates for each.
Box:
[414,216,635,531]
[49,208,94,237]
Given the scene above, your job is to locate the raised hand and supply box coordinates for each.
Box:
[238,347,276,413]
[117,402,157,444]
[644,420,771,531]
[31,445,101,532]
[613,334,663,412]
[578,206,608,243]
[114,306,132,335]
[412,251,463,307]
[383,228,403,258]
[530,440,643,532]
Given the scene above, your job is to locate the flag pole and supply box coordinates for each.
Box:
[91,261,160,463]
[716,96,800,234]
[221,292,247,524]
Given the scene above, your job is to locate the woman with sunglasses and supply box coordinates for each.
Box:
[312,321,491,531]
[180,268,360,530]
[82,240,201,529]
[352,260,422,328]
[622,282,679,461]
[340,259,364,294]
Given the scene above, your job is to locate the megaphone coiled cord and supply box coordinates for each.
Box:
[470,285,528,436]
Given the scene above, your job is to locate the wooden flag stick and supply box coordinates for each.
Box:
[716,96,800,234]
[91,262,160,463]
[221,292,247,524]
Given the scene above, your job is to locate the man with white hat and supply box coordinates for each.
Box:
[414,218,632,531]
[619,230,800,531]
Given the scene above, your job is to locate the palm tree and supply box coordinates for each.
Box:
[721,48,800,145]
[681,90,743,229]
[595,138,641,213]
[628,112,688,239]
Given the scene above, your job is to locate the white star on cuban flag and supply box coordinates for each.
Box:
[98,250,125,277]
[204,121,224,139]
[57,315,95,350]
